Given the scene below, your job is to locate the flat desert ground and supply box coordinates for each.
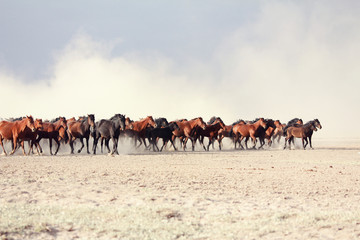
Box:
[1,139,360,239]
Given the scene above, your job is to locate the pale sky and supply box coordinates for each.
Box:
[0,1,359,139]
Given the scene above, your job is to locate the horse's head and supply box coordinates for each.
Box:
[35,118,43,131]
[118,115,126,130]
[155,118,168,128]
[314,119,322,129]
[214,118,226,129]
[258,118,267,129]
[87,114,96,133]
[58,117,67,129]
[26,116,36,132]
[125,117,133,129]
[297,119,303,125]
[146,116,157,128]
[169,122,180,131]
[274,120,283,130]
[197,117,206,130]
[311,122,318,132]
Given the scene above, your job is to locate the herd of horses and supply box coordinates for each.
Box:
[0,115,322,155]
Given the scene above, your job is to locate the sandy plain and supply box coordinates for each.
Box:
[1,139,360,239]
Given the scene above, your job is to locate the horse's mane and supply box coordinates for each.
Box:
[190,117,203,121]
[232,119,245,125]
[7,117,24,122]
[287,118,302,125]
[207,116,217,125]
[50,117,66,123]
[110,114,125,121]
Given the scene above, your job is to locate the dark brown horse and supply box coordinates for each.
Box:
[194,117,226,151]
[67,114,96,154]
[36,117,67,155]
[230,118,268,149]
[172,117,206,151]
[283,119,321,150]
[0,116,36,155]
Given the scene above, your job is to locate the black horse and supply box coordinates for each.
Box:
[92,114,126,155]
[149,122,180,152]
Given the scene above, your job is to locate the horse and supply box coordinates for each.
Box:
[67,114,96,154]
[0,116,36,155]
[155,117,169,128]
[149,122,180,152]
[36,117,67,155]
[131,116,157,149]
[217,119,245,150]
[171,117,206,151]
[283,120,320,150]
[92,114,126,155]
[21,118,44,155]
[230,118,268,149]
[193,117,226,151]
[259,119,283,147]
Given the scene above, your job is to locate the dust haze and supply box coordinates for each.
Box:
[0,2,359,139]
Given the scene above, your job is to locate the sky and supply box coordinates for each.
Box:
[0,0,359,139]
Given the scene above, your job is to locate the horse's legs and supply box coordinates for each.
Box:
[54,138,61,155]
[48,138,53,155]
[77,138,85,153]
[303,137,308,149]
[191,138,196,151]
[206,138,211,151]
[0,137,7,155]
[169,139,177,151]
[10,137,18,155]
[159,140,167,152]
[251,136,257,149]
[85,137,90,154]
[20,140,26,156]
[309,136,313,149]
[92,137,97,154]
[100,137,104,153]
[284,136,288,149]
[183,137,189,151]
[105,138,111,153]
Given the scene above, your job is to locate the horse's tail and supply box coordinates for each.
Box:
[282,126,289,137]
[229,126,234,138]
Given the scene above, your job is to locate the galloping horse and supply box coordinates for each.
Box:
[261,119,283,147]
[0,116,36,155]
[172,117,206,151]
[93,114,126,155]
[230,118,268,149]
[67,114,96,154]
[131,116,157,149]
[217,119,245,150]
[36,117,67,155]
[21,118,44,155]
[283,120,320,150]
[194,117,226,151]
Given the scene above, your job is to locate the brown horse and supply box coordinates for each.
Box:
[67,114,96,154]
[0,116,36,155]
[36,117,67,155]
[131,116,157,149]
[217,119,246,150]
[230,118,267,149]
[172,117,206,151]
[194,117,226,151]
[261,119,283,147]
[283,120,319,150]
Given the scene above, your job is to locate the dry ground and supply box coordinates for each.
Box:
[1,140,360,239]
